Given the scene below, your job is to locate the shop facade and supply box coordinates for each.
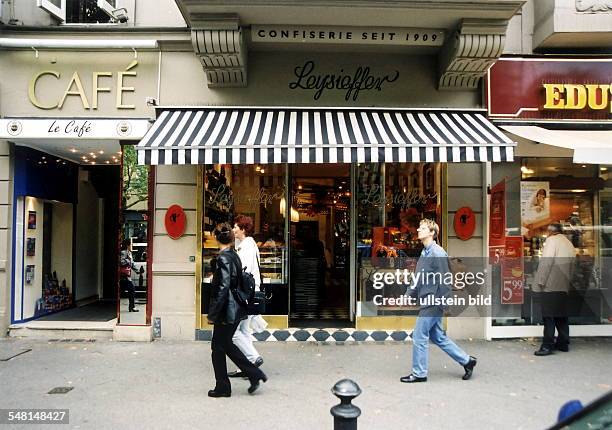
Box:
[486,57,612,338]
[140,37,518,340]
[1,46,158,338]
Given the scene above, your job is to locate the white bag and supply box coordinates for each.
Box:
[249,314,268,333]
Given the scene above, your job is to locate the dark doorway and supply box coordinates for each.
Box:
[290,164,351,327]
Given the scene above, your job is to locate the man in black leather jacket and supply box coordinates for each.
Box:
[207,223,267,397]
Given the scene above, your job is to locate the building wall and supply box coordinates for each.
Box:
[446,163,488,339]
[152,165,197,340]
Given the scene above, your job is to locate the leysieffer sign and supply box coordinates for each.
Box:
[289,61,400,101]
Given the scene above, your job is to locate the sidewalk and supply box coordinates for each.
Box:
[0,337,610,430]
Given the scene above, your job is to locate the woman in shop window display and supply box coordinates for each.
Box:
[227,215,265,379]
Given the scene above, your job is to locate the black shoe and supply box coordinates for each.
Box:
[534,347,553,356]
[129,308,139,312]
[462,356,477,380]
[254,356,264,367]
[555,344,569,352]
[208,389,231,398]
[400,374,427,383]
[228,371,246,378]
[248,373,268,394]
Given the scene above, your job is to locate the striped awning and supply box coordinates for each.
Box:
[136,108,515,165]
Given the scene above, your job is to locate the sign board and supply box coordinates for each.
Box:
[0,118,149,140]
[252,25,445,47]
[501,236,524,305]
[165,205,186,240]
[520,181,550,237]
[487,58,612,121]
[454,206,476,241]
[489,179,506,248]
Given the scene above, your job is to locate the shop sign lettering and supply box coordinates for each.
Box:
[28,60,138,110]
[252,25,444,47]
[289,61,399,101]
[542,83,612,112]
[208,184,284,209]
[47,119,93,138]
[360,184,436,208]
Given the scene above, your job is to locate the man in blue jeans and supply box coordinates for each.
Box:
[400,219,477,383]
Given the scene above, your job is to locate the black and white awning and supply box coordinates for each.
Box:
[136,108,515,165]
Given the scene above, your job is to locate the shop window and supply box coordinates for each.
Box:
[202,164,287,315]
[356,163,443,317]
[492,158,612,327]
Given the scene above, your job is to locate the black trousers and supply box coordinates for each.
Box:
[120,278,135,310]
[540,292,570,349]
[211,321,265,392]
[543,317,570,349]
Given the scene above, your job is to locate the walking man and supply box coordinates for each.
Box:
[400,219,477,383]
[534,223,575,356]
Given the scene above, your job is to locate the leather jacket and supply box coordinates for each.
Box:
[208,248,247,325]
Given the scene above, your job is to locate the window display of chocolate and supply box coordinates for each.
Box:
[28,211,37,229]
[41,271,72,313]
[26,238,36,256]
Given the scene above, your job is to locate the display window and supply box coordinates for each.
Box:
[492,158,612,326]
[356,162,443,317]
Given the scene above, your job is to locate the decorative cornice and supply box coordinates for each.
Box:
[575,0,612,12]
[438,19,507,91]
[191,16,247,88]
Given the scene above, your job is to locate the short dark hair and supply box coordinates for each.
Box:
[234,215,254,237]
[214,223,234,245]
[548,223,563,234]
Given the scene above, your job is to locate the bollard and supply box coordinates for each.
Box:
[330,379,362,430]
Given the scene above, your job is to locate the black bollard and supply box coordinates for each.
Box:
[330,379,362,430]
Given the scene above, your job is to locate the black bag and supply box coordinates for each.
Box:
[249,290,267,315]
[228,253,256,310]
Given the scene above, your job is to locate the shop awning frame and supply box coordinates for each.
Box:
[136,107,515,165]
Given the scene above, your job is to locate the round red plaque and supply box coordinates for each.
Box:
[454,207,476,241]
[165,204,186,240]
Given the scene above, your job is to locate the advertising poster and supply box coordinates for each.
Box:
[521,181,550,237]
[489,179,506,247]
[501,236,524,305]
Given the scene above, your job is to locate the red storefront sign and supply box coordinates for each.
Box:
[164,204,186,240]
[489,179,506,248]
[501,236,524,305]
[454,206,476,241]
[486,58,612,121]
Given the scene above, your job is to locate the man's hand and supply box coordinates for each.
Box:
[207,319,214,325]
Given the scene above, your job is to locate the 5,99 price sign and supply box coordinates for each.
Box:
[501,236,524,305]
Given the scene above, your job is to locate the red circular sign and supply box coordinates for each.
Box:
[454,207,476,241]
[165,205,186,240]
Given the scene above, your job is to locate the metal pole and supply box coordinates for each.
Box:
[330,379,362,430]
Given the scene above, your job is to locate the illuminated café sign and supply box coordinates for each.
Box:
[542,84,611,111]
[0,118,148,140]
[28,60,139,110]
[487,58,612,121]
[252,25,444,47]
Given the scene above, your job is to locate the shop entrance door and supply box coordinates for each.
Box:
[289,164,352,327]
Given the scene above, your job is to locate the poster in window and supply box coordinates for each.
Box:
[28,211,37,229]
[521,181,550,238]
[501,236,524,304]
[489,179,506,247]
[25,265,35,285]
[26,238,36,257]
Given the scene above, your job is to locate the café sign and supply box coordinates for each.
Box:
[0,118,149,140]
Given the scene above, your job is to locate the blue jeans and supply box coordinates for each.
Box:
[412,316,470,378]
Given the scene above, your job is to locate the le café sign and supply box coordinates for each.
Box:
[28,60,139,111]
[487,58,612,121]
